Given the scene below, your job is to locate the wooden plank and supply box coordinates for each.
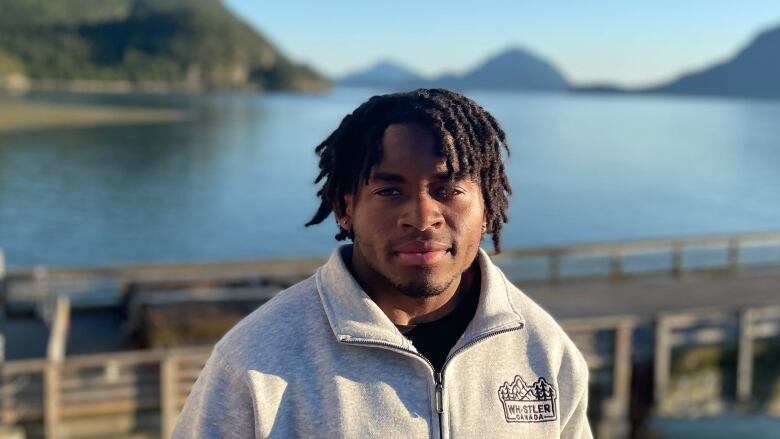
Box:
[45,296,69,439]
[737,309,754,403]
[44,363,60,439]
[60,346,211,368]
[661,309,732,328]
[61,384,160,403]
[60,397,160,417]
[3,406,44,423]
[60,370,160,389]
[160,356,178,439]
[669,328,733,347]
[753,321,780,338]
[2,358,47,375]
[654,315,670,405]
[563,315,637,332]
[612,321,633,406]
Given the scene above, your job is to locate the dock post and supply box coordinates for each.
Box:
[601,320,633,439]
[654,315,670,409]
[44,296,70,439]
[160,355,178,439]
[737,309,754,404]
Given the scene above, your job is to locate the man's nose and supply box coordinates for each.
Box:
[399,192,444,231]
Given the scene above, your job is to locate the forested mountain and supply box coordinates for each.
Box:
[0,0,328,91]
[643,23,780,98]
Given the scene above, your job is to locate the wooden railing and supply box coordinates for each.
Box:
[1,231,780,437]
[563,316,635,439]
[494,230,780,283]
[3,306,780,438]
[654,305,780,414]
[3,231,780,314]
[1,347,211,438]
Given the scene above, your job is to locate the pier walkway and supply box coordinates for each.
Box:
[1,230,779,438]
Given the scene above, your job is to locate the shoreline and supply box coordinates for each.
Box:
[0,100,184,133]
[0,75,329,96]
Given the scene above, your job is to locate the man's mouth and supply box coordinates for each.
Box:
[393,241,451,266]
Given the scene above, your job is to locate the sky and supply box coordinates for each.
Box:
[224,1,780,87]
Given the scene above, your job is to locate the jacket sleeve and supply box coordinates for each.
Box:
[172,349,256,439]
[560,371,593,439]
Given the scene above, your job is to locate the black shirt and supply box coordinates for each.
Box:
[402,273,481,372]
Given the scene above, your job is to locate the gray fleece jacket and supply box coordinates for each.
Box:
[173,246,592,438]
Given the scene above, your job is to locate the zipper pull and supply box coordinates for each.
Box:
[435,371,443,414]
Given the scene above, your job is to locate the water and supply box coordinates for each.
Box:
[1,88,779,268]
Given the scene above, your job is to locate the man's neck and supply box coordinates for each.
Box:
[346,249,480,327]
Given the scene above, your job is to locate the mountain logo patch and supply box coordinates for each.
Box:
[497,375,557,423]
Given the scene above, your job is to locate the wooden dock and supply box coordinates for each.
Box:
[1,230,779,438]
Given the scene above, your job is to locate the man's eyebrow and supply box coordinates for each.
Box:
[433,170,470,180]
[369,172,405,182]
[369,170,471,182]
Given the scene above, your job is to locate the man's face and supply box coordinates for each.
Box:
[340,122,486,298]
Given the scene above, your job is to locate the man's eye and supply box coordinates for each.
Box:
[436,186,464,198]
[376,188,401,196]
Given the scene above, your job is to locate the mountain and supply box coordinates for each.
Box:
[338,47,568,92]
[642,24,780,98]
[0,0,328,92]
[436,48,568,91]
[337,60,424,88]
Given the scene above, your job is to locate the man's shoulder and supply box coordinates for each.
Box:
[504,281,588,369]
[213,273,329,370]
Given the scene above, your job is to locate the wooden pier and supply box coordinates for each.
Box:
[1,230,779,438]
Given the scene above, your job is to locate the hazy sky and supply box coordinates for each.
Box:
[224,1,780,87]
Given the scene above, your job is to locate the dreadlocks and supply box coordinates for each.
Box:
[305,88,512,252]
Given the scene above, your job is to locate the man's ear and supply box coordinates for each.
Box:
[334,194,354,230]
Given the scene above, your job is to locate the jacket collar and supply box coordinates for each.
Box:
[316,245,525,350]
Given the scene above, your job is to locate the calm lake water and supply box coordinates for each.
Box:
[1,88,779,268]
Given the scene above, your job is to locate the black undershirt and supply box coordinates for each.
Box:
[402,270,481,372]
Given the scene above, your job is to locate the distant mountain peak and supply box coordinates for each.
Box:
[337,59,424,88]
[338,46,569,92]
[454,46,568,91]
[489,47,546,62]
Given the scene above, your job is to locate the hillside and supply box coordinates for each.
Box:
[337,47,569,92]
[644,23,780,98]
[337,60,424,88]
[431,48,568,91]
[0,0,328,92]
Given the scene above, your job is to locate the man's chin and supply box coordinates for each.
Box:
[391,274,458,299]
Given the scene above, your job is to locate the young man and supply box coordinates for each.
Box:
[174,89,592,438]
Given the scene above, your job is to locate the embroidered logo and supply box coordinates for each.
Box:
[497,375,557,423]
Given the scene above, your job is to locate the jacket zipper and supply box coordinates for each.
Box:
[340,322,523,439]
[339,338,443,435]
[434,323,525,437]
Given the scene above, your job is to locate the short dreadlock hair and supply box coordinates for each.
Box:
[305,88,512,252]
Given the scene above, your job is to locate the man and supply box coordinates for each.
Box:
[173,89,592,438]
